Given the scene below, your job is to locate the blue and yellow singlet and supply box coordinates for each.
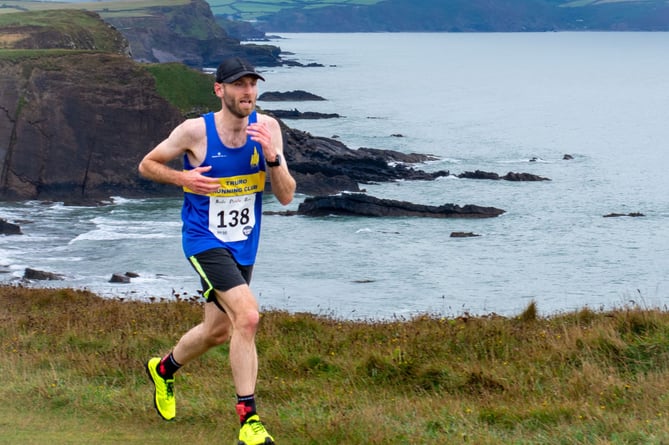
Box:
[181,111,266,265]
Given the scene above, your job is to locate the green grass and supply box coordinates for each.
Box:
[0,48,96,60]
[144,62,220,115]
[0,9,129,53]
[2,286,669,444]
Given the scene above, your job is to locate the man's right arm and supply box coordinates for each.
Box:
[138,121,220,194]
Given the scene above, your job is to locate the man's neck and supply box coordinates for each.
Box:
[214,110,251,148]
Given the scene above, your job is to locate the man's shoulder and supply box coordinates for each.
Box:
[256,111,279,127]
[179,115,207,135]
[167,115,207,152]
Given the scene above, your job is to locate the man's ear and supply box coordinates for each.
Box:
[213,82,224,97]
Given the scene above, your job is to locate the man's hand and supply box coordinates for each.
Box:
[182,166,221,194]
[247,122,277,161]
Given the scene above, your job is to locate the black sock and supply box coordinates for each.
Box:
[157,352,181,379]
[236,394,257,424]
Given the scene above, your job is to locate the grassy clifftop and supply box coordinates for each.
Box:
[0,9,130,53]
[0,9,218,113]
[2,285,669,443]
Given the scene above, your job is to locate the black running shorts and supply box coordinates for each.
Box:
[188,248,253,309]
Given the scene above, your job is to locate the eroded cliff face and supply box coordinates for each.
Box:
[0,53,182,202]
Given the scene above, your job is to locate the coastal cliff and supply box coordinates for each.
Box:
[0,9,449,203]
[0,51,184,202]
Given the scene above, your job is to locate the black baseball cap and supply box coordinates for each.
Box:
[215,57,265,83]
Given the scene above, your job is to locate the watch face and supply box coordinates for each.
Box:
[268,154,281,166]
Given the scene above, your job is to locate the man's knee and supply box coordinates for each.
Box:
[216,286,260,337]
[235,309,260,337]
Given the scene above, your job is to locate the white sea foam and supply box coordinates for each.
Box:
[69,229,176,243]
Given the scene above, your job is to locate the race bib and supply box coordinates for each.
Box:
[183,171,266,243]
[208,194,256,242]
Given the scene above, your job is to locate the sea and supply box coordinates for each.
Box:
[1,32,668,320]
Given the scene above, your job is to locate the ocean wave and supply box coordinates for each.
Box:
[69,229,177,243]
[355,228,372,233]
[41,256,84,263]
[88,215,179,226]
[108,196,149,205]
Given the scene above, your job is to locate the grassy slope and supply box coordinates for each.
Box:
[144,62,220,114]
[2,285,669,444]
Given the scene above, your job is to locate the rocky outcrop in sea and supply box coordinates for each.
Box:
[295,194,505,218]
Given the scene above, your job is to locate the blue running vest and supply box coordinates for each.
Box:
[181,111,266,265]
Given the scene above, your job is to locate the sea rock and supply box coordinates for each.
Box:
[277,124,449,196]
[296,193,505,218]
[450,231,481,238]
[23,268,64,281]
[457,170,550,181]
[603,212,645,218]
[281,60,326,68]
[0,219,22,235]
[458,170,501,180]
[258,90,326,101]
[265,109,340,119]
[110,273,131,283]
[502,172,551,181]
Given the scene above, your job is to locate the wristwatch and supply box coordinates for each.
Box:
[266,154,282,168]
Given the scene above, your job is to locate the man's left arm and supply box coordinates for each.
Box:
[247,117,296,205]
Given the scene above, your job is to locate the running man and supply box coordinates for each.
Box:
[139,56,296,445]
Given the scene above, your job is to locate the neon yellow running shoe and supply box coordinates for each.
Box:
[238,414,275,445]
[145,357,175,420]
